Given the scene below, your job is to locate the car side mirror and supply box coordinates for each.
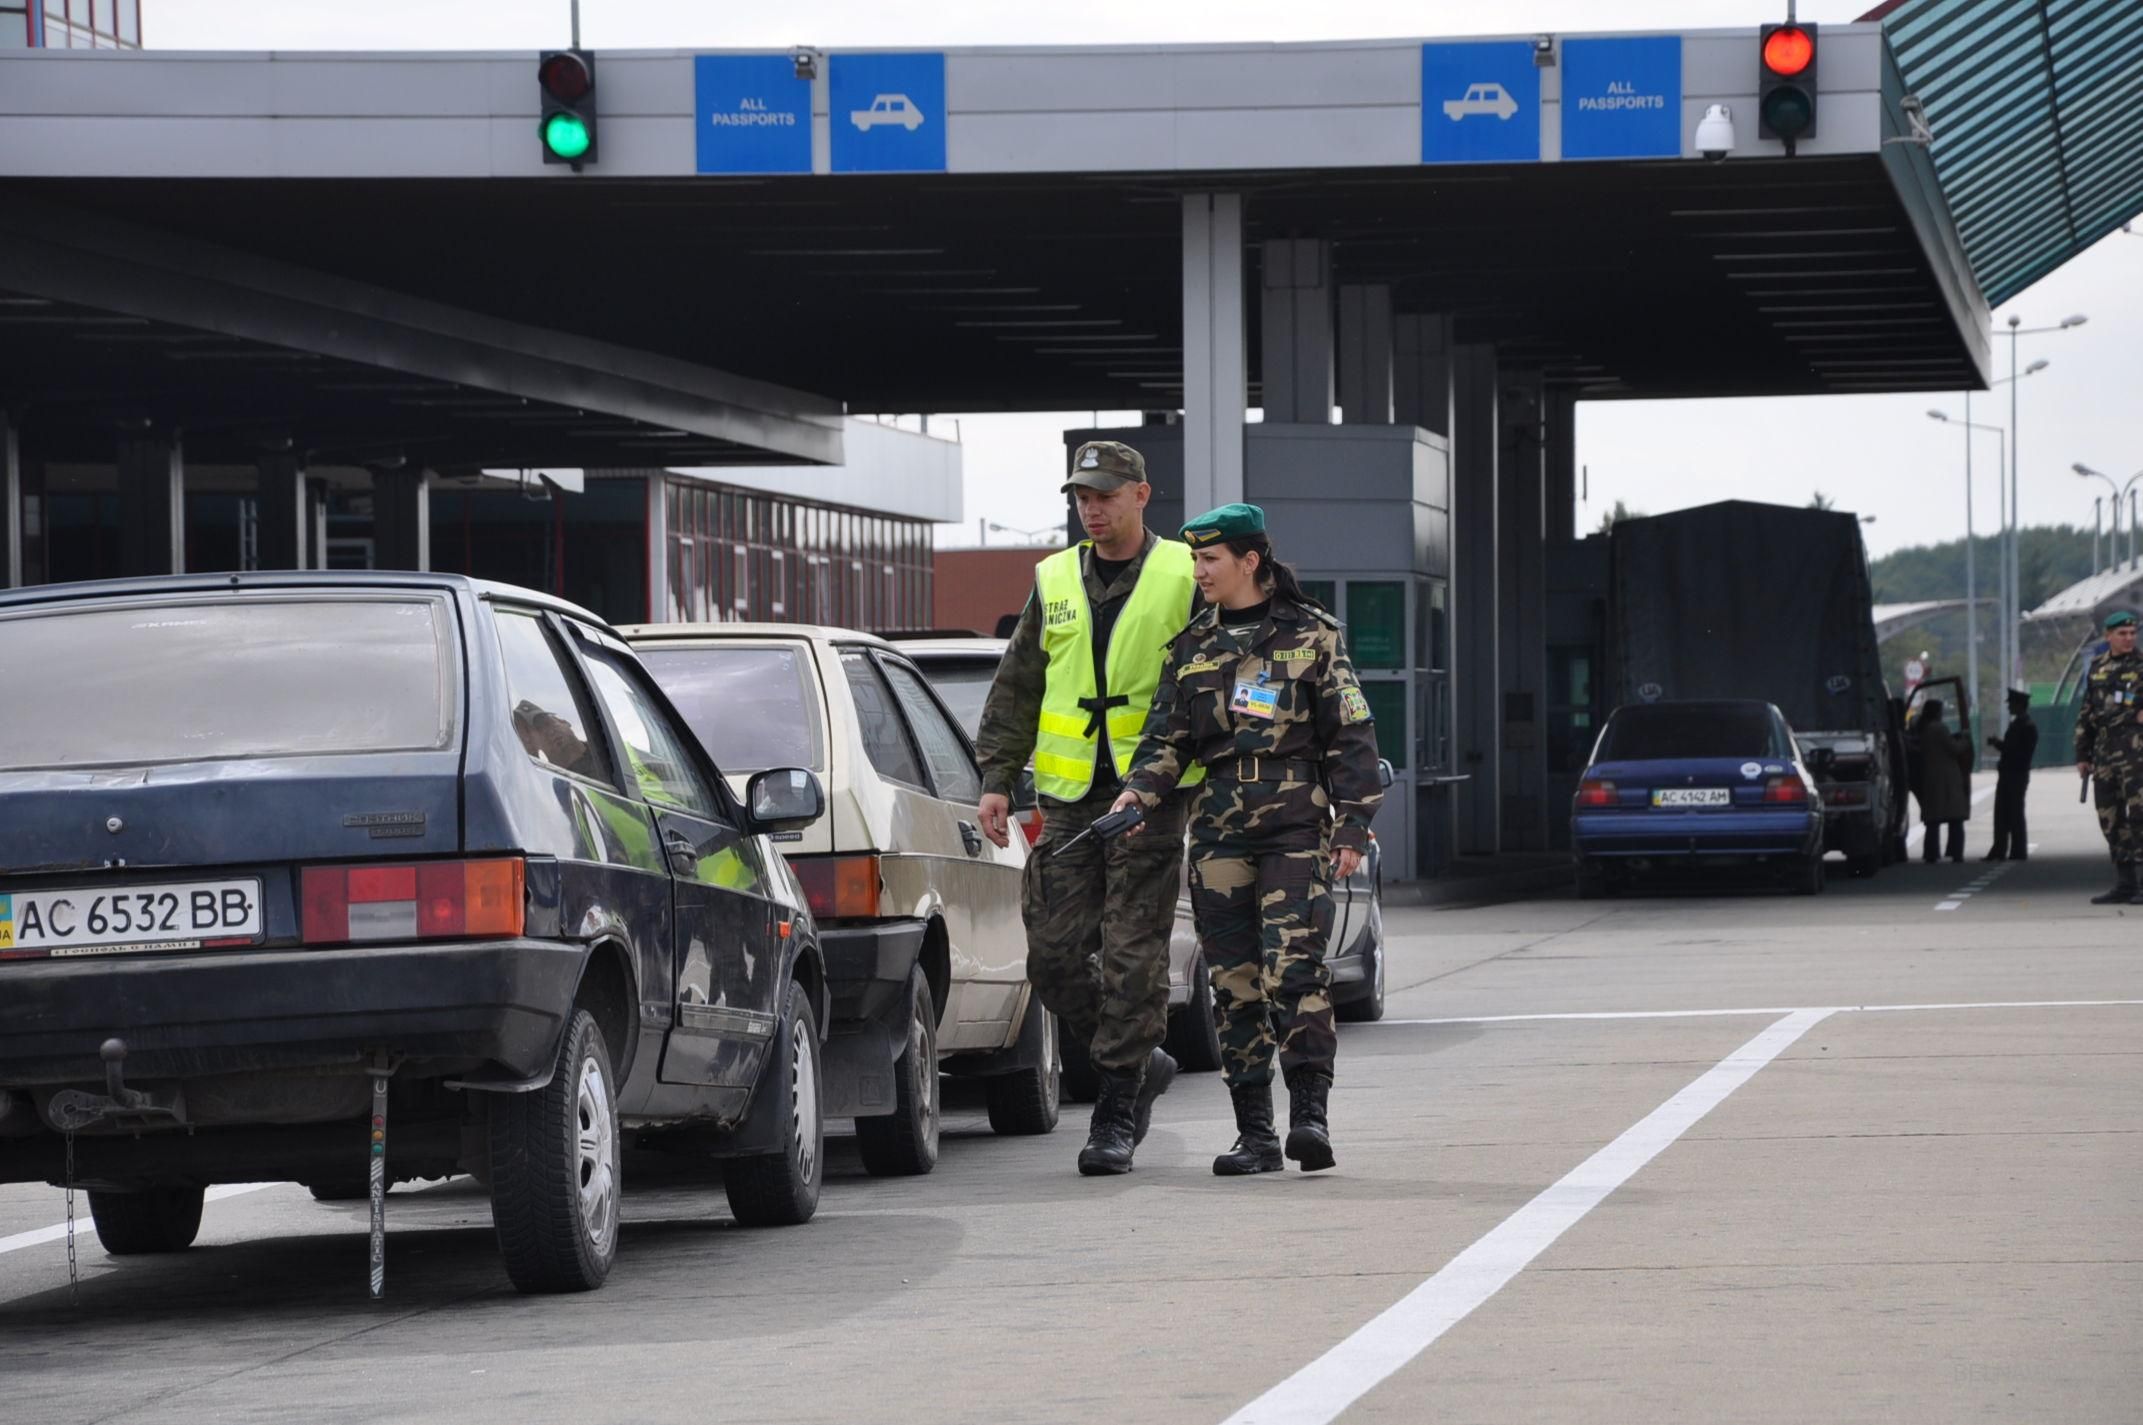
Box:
[746,768,824,833]
[1012,767,1039,812]
[1377,758,1395,790]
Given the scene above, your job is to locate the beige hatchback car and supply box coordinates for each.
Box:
[624,624,1056,1176]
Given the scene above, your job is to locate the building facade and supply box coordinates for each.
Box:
[6,0,142,48]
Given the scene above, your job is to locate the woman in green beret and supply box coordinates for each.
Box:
[1111,503,1384,1174]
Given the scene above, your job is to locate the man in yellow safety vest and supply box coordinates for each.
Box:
[976,440,1202,1176]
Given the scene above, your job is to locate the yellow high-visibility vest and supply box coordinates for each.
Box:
[1031,539,1204,801]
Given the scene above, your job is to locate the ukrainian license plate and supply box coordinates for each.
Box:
[1652,788,1731,808]
[0,879,262,957]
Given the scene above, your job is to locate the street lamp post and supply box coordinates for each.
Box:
[1996,315,2085,693]
[1930,407,2005,746]
[2074,463,2143,582]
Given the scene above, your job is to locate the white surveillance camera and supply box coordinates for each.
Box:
[1532,35,1556,67]
[791,46,819,81]
[1694,103,1736,162]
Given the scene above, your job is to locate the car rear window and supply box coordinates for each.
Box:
[638,644,825,774]
[912,658,997,738]
[0,596,456,771]
[1598,705,1786,761]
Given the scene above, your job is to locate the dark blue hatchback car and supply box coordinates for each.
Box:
[0,573,831,1293]
[1571,699,1825,897]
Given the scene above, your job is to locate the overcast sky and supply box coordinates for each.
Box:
[148,0,2143,560]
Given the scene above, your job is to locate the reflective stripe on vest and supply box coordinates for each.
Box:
[1031,540,1204,801]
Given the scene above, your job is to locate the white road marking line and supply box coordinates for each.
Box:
[1371,998,2143,1027]
[1933,857,2016,911]
[1222,1010,1834,1425]
[0,1182,276,1257]
[1935,900,1964,910]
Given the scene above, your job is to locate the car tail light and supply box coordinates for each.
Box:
[1576,779,1617,808]
[1018,807,1045,847]
[303,858,525,946]
[792,854,882,919]
[1763,775,1810,804]
[1827,785,1864,806]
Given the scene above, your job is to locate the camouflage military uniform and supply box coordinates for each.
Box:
[2076,647,2143,870]
[976,531,1188,1074]
[1122,598,1383,1087]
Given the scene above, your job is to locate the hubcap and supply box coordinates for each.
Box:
[791,1011,820,1185]
[576,1053,619,1253]
[913,998,939,1142]
[1040,1008,1060,1108]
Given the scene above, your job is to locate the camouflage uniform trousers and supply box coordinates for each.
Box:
[1020,784,1188,1073]
[1187,841,1337,1088]
[2093,768,2143,866]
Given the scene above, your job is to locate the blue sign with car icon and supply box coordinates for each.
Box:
[830,52,947,173]
[1421,41,1540,164]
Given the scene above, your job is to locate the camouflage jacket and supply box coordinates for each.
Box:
[974,530,1167,801]
[1122,597,1383,853]
[2077,648,2143,775]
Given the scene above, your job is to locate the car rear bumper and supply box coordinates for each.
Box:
[1573,809,1820,858]
[818,918,929,1029]
[0,938,584,1088]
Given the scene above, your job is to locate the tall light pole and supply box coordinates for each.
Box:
[2074,463,2143,578]
[1997,314,2085,692]
[1930,408,2003,744]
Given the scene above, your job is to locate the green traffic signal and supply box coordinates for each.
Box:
[543,112,592,161]
[1759,87,1814,140]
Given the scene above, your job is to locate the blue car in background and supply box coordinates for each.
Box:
[1571,699,1825,898]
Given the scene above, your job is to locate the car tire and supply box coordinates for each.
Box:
[724,980,824,1228]
[87,1185,204,1255]
[856,964,940,1177]
[488,1007,621,1294]
[985,991,1061,1136]
[1163,951,1226,1071]
[1792,856,1826,896]
[1057,1023,1101,1104]
[1575,858,1606,900]
[1338,928,1388,1024]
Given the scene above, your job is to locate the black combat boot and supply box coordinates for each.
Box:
[1076,1069,1141,1176]
[1131,1046,1176,1147]
[2090,861,2135,905]
[1282,1066,1336,1172]
[1212,1081,1284,1176]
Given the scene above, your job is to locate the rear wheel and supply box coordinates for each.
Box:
[856,964,940,1176]
[1792,856,1826,896]
[985,991,1061,1136]
[489,1007,620,1293]
[1575,858,1607,900]
[724,981,824,1227]
[1163,952,1226,1070]
[88,1185,204,1255]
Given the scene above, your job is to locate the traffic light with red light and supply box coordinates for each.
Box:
[538,50,597,167]
[1758,22,1817,150]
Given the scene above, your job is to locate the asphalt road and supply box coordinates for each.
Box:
[3,789,2137,1424]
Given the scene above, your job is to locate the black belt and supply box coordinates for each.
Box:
[1206,756,1320,783]
[1076,693,1129,739]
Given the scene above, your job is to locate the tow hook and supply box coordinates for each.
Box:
[45,1038,185,1132]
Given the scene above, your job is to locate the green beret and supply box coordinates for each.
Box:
[1181,502,1266,547]
[2107,610,2137,630]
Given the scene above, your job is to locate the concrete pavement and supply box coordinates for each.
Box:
[1,787,2135,1423]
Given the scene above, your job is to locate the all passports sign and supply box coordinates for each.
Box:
[695,55,812,174]
[1561,36,1682,159]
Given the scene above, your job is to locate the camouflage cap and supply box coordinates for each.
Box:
[1062,440,1148,493]
[1181,502,1266,547]
[2107,609,2137,630]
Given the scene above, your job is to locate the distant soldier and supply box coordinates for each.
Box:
[1114,503,1383,1175]
[974,440,1200,1176]
[1983,687,2038,862]
[2076,610,2143,904]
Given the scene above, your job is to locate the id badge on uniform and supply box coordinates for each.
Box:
[1231,680,1279,720]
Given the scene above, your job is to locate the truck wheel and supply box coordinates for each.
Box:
[724,980,824,1227]
[856,964,940,1176]
[1163,951,1226,1069]
[1058,1024,1101,1104]
[88,1185,204,1255]
[985,990,1061,1136]
[489,1007,620,1293]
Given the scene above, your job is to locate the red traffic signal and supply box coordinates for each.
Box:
[1762,25,1814,77]
[1758,22,1818,148]
[538,51,593,103]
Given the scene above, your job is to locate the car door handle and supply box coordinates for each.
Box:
[664,832,699,873]
[958,821,984,857]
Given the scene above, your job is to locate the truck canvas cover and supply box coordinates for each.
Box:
[1608,501,1892,738]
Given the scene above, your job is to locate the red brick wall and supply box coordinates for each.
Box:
[933,547,1061,637]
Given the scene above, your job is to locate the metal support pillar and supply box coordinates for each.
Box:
[1544,388,1578,543]
[1182,193,1246,517]
[1337,283,1394,425]
[307,479,331,570]
[1394,315,1454,438]
[371,468,430,572]
[116,430,184,577]
[1451,343,1500,854]
[0,411,19,589]
[1259,238,1333,425]
[1498,373,1548,852]
[254,451,308,571]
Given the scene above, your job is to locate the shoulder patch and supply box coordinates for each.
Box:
[1340,687,1373,725]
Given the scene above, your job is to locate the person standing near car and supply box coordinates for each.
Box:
[1983,687,2038,862]
[1111,504,1382,1176]
[1913,698,1971,863]
[974,440,1201,1176]
[2077,610,2143,904]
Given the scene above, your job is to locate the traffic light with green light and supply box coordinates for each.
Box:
[1758,22,1817,151]
[539,50,597,167]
